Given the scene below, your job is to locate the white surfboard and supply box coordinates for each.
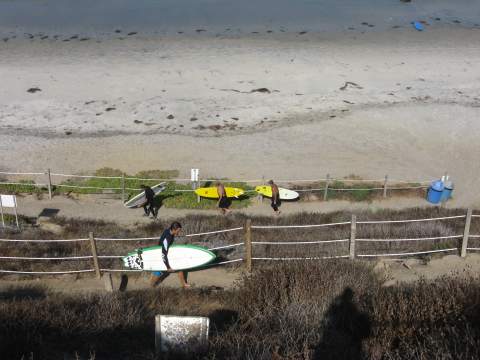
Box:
[123,244,216,271]
[255,185,300,200]
[124,182,166,208]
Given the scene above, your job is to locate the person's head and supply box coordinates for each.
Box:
[170,221,182,236]
[216,182,222,186]
[268,180,274,185]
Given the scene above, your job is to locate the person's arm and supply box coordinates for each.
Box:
[160,232,172,270]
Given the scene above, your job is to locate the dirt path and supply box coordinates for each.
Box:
[3,254,480,295]
[15,193,444,226]
[0,267,242,293]
[378,253,480,285]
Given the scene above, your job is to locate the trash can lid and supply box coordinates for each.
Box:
[431,180,444,191]
[444,180,454,189]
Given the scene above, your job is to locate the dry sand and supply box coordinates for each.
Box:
[1,28,480,207]
[16,193,430,226]
[3,253,480,293]
[0,267,241,293]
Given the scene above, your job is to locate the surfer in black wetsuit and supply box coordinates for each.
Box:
[216,182,231,215]
[141,184,157,218]
[150,221,190,288]
[269,180,281,215]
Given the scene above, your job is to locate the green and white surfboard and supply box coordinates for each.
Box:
[123,244,216,271]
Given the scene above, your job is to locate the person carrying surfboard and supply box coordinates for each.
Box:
[140,184,157,218]
[150,221,190,288]
[216,182,231,215]
[269,180,281,215]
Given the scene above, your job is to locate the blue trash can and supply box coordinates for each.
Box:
[427,180,444,204]
[440,180,454,202]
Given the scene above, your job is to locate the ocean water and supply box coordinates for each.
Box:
[0,0,479,36]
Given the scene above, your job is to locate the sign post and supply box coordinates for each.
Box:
[191,169,200,203]
[0,194,19,228]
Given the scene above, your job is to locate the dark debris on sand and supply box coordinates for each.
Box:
[340,82,363,91]
[27,87,41,94]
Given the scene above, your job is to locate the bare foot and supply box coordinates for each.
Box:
[183,283,192,289]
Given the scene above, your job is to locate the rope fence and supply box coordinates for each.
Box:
[0,210,478,278]
[252,239,349,245]
[0,256,93,260]
[356,235,464,243]
[0,269,95,274]
[252,255,350,260]
[0,169,432,203]
[356,215,466,225]
[0,238,88,243]
[357,248,458,258]
[252,221,350,229]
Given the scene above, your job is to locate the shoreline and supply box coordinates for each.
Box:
[1,0,480,37]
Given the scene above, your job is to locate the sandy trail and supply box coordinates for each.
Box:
[15,194,441,226]
[0,267,242,293]
[2,254,480,294]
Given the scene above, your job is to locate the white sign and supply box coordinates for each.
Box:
[0,195,16,208]
[190,168,199,182]
[157,315,209,354]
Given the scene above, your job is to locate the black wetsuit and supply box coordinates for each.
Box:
[218,187,230,209]
[143,186,156,217]
[159,229,175,269]
[271,187,281,211]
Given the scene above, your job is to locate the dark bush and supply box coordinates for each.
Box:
[2,262,479,359]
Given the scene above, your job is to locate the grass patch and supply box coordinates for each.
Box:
[0,179,44,195]
[54,169,253,209]
[162,181,254,210]
[0,171,426,207]
[294,178,425,202]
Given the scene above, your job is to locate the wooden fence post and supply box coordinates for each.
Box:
[46,168,52,200]
[121,173,125,203]
[104,272,114,292]
[349,214,357,259]
[197,177,201,203]
[383,175,388,198]
[261,176,265,203]
[89,232,101,278]
[244,219,252,272]
[323,174,330,201]
[461,208,473,258]
[155,314,162,354]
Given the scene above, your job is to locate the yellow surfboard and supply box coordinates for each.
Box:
[195,187,245,199]
[255,186,299,200]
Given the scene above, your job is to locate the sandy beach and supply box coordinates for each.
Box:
[1,25,480,206]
